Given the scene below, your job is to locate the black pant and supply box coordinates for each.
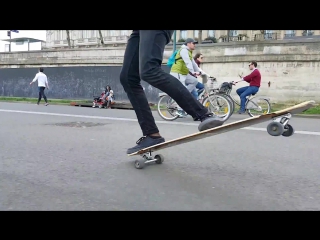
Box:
[38,87,47,103]
[120,30,208,136]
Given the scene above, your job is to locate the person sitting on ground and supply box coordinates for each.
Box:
[103,85,115,109]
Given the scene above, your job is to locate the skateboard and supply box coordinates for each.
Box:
[128,100,316,169]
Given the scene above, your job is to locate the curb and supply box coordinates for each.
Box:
[294,114,320,119]
[1,100,320,119]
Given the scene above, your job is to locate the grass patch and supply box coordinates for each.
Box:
[231,102,320,114]
[0,96,88,105]
[301,105,320,114]
[269,103,320,115]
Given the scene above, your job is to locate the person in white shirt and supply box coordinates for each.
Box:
[30,67,49,106]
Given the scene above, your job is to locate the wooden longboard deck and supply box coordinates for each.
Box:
[128,100,316,156]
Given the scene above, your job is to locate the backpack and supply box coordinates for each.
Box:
[167,49,182,68]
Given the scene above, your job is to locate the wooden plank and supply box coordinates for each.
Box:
[128,100,316,156]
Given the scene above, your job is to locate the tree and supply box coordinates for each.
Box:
[204,36,217,43]
[198,30,202,44]
[66,30,71,48]
[98,30,104,45]
[227,30,230,42]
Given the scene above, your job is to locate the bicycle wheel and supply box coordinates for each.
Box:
[206,88,235,114]
[157,95,180,121]
[247,97,271,117]
[202,94,233,121]
[219,93,235,114]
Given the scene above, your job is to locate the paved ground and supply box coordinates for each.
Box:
[0,102,319,210]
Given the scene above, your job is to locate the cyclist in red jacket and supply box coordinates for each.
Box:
[234,61,261,114]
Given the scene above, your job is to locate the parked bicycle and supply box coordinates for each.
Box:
[157,77,233,121]
[210,80,271,117]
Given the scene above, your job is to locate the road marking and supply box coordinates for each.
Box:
[1,109,320,136]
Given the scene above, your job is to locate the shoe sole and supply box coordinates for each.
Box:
[198,117,224,131]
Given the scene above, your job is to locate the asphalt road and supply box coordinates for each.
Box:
[0,102,319,210]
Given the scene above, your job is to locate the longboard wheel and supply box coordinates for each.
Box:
[155,154,164,164]
[267,122,284,136]
[134,159,145,169]
[282,124,294,137]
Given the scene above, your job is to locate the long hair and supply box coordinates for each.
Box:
[194,53,202,61]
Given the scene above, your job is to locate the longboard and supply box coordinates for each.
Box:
[129,100,316,169]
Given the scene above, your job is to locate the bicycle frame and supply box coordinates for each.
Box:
[160,75,227,113]
[225,88,241,106]
[225,84,260,109]
[199,75,214,101]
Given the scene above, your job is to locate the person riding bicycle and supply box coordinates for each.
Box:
[170,38,201,93]
[192,53,212,99]
[169,38,202,116]
[233,61,261,114]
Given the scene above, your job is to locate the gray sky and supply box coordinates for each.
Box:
[0,30,46,51]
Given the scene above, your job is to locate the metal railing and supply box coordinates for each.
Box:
[254,33,279,41]
[302,31,314,36]
[219,36,247,42]
[284,33,296,37]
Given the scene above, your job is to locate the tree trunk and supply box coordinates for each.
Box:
[66,30,71,48]
[98,30,104,45]
[227,30,230,42]
[198,30,202,44]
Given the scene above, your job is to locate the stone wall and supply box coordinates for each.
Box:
[1,39,320,103]
[0,66,170,102]
[191,40,320,103]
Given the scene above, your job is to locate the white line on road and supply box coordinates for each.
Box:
[1,109,320,136]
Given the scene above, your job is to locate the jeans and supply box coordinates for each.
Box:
[170,72,198,93]
[119,30,208,136]
[236,86,259,111]
[191,82,205,99]
[38,86,47,103]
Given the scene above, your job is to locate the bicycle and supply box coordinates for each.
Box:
[199,77,234,121]
[211,80,271,117]
[157,78,233,121]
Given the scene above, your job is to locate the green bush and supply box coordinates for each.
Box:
[204,36,217,43]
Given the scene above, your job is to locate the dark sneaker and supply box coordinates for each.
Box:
[127,136,165,154]
[193,116,200,121]
[237,110,245,114]
[198,112,224,131]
